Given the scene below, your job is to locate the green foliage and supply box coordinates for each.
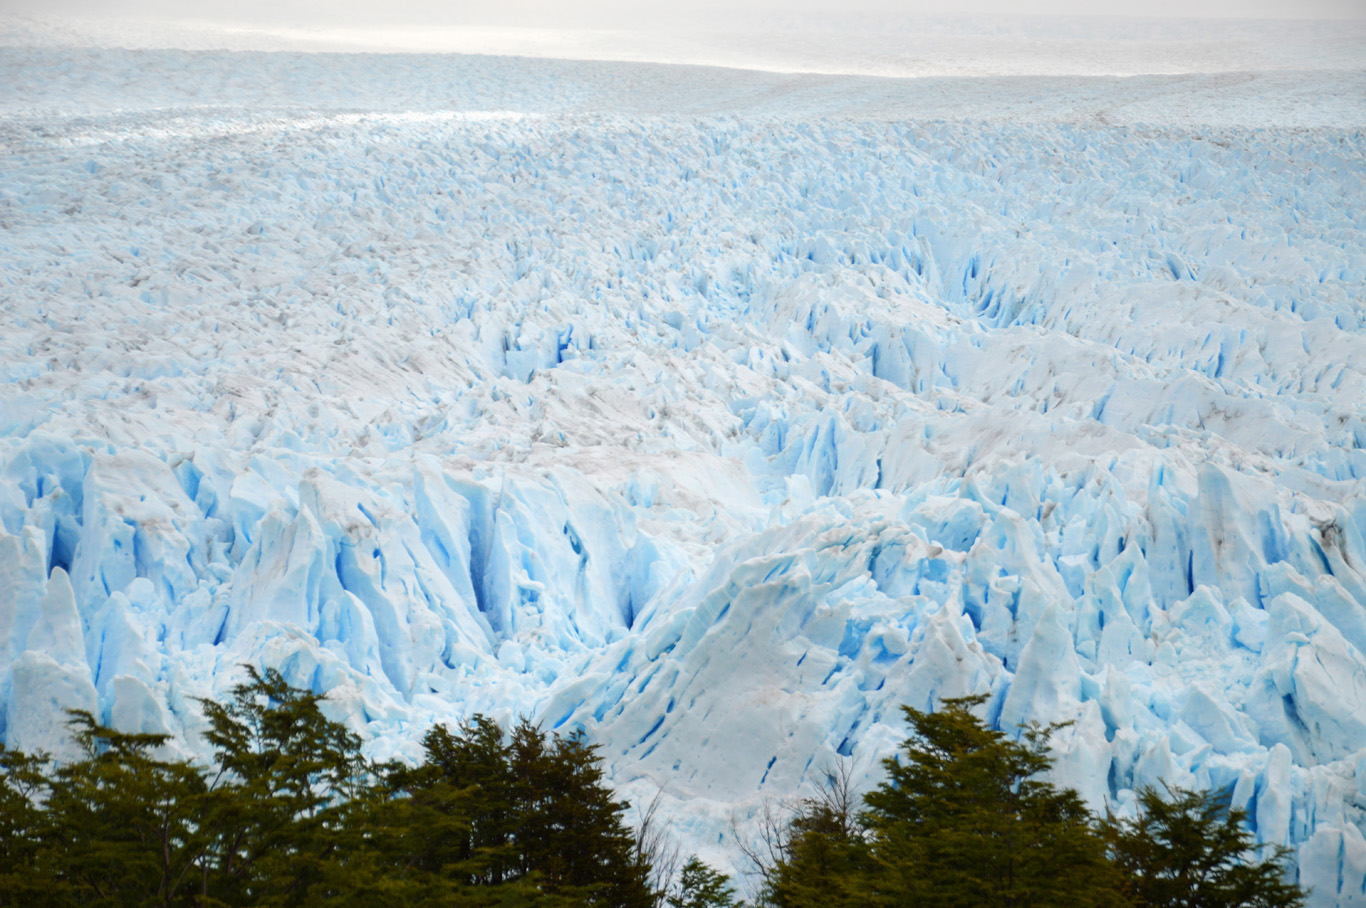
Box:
[196,666,372,906]
[57,714,211,907]
[0,677,1314,908]
[504,720,654,907]
[861,695,1124,908]
[760,800,868,908]
[1104,786,1308,908]
[0,744,60,907]
[389,715,653,907]
[667,857,742,908]
[0,714,211,908]
[0,667,657,908]
[756,695,1126,908]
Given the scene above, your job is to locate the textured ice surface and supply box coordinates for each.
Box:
[2,32,1365,904]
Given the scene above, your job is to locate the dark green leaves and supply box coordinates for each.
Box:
[2,713,210,908]
[861,695,1122,908]
[388,716,654,907]
[1104,786,1307,908]
[755,695,1306,908]
[0,669,656,908]
[667,857,742,908]
[0,678,1310,908]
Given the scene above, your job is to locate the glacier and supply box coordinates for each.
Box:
[2,20,1366,904]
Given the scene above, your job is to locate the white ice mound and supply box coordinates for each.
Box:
[2,48,1365,904]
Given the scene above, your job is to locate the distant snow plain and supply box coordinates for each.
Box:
[2,13,1365,903]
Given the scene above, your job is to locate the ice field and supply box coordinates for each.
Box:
[2,15,1366,902]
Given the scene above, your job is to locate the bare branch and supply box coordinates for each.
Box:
[632,785,684,907]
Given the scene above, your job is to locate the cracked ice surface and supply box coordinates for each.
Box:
[2,37,1366,904]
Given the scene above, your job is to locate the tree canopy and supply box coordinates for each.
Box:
[0,676,1309,908]
[1104,785,1307,908]
[751,695,1307,908]
[0,668,656,908]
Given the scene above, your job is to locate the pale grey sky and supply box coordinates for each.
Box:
[2,0,1363,21]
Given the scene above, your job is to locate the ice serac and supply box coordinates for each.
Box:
[1,44,1365,904]
[6,566,98,762]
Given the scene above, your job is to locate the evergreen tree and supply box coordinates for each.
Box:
[861,695,1124,908]
[197,666,375,906]
[760,800,868,908]
[0,745,60,907]
[396,715,654,907]
[667,857,743,908]
[512,720,655,907]
[43,713,209,908]
[387,717,555,904]
[0,672,663,908]
[1104,786,1307,908]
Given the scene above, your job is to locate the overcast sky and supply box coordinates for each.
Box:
[3,0,1364,22]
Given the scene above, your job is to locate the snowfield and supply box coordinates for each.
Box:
[2,19,1366,903]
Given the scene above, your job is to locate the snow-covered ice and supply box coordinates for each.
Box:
[2,15,1365,903]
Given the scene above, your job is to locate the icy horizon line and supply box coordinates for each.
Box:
[5,13,1364,80]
